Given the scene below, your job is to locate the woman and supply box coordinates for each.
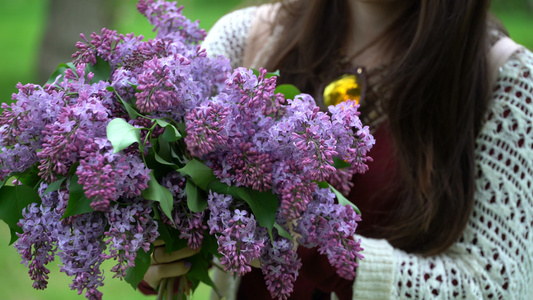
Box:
[143,0,533,298]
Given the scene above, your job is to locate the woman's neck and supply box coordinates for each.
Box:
[347,0,411,68]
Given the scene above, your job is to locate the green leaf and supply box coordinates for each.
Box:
[177,159,217,191]
[43,177,66,195]
[266,70,281,78]
[0,185,41,232]
[106,86,115,92]
[177,123,186,136]
[154,151,176,166]
[274,84,301,100]
[8,226,19,245]
[154,119,182,142]
[153,136,177,168]
[186,179,207,213]
[252,69,280,79]
[274,223,294,241]
[86,56,111,84]
[328,183,361,215]
[62,175,93,219]
[154,119,170,127]
[179,159,278,229]
[168,235,188,253]
[236,188,278,230]
[106,118,142,153]
[332,157,351,169]
[15,165,41,188]
[156,223,188,254]
[141,172,174,220]
[117,95,142,120]
[317,181,329,189]
[156,223,174,251]
[170,146,186,166]
[207,180,278,230]
[187,254,217,292]
[0,177,7,189]
[67,161,80,176]
[156,135,170,156]
[206,180,234,195]
[201,233,220,258]
[46,62,75,84]
[125,246,153,290]
[162,124,182,142]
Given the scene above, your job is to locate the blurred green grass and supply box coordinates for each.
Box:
[0,1,531,299]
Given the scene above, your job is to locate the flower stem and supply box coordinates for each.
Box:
[167,277,176,300]
[157,279,167,300]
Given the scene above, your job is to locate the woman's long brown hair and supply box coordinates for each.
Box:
[264,0,497,255]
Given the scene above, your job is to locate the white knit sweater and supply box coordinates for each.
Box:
[202,6,533,300]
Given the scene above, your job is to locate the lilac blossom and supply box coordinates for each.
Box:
[14,183,108,299]
[14,202,60,290]
[278,94,339,182]
[136,55,186,113]
[37,94,110,183]
[56,212,107,300]
[296,188,364,280]
[207,192,266,276]
[0,84,65,180]
[206,191,233,235]
[103,201,159,279]
[161,172,207,250]
[72,28,123,66]
[260,235,302,300]
[76,138,150,211]
[137,0,206,43]
[329,100,375,175]
[275,166,317,220]
[185,100,230,157]
[13,184,69,290]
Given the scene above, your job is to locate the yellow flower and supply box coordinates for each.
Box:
[323,72,362,107]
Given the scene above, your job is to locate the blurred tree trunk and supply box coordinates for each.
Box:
[37,0,115,83]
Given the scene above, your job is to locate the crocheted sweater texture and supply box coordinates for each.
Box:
[201,6,533,300]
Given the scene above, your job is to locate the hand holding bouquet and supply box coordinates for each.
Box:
[0,1,375,299]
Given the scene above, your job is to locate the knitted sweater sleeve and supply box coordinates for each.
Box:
[201,6,257,69]
[352,48,533,299]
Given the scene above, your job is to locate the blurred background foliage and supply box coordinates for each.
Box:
[0,0,531,299]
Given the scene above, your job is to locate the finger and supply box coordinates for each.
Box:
[153,239,166,247]
[153,246,200,264]
[143,261,192,289]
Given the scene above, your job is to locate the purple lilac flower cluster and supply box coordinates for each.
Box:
[296,188,364,280]
[260,236,302,300]
[103,201,159,279]
[1,1,226,298]
[15,183,103,299]
[186,69,374,298]
[0,60,150,211]
[1,1,374,299]
[13,180,160,299]
[161,172,207,250]
[207,191,267,277]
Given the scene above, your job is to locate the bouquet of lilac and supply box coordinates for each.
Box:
[0,0,374,299]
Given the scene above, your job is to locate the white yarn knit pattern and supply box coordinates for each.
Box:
[202,6,533,300]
